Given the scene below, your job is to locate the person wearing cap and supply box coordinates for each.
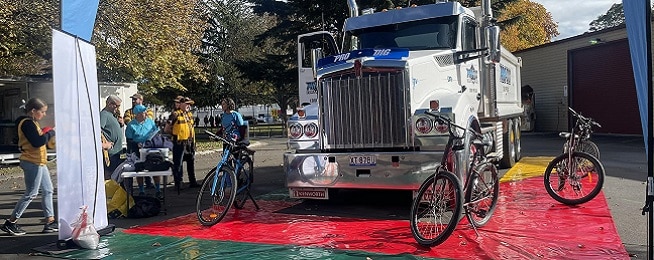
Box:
[125,104,162,197]
[123,93,155,188]
[164,96,198,191]
[124,93,154,125]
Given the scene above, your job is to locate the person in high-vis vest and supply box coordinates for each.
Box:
[123,93,154,124]
[1,98,57,236]
[165,96,198,192]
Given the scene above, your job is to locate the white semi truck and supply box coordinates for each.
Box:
[284,0,523,199]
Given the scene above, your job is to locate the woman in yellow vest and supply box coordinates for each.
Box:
[1,98,57,236]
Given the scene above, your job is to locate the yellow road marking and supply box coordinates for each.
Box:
[500,156,554,182]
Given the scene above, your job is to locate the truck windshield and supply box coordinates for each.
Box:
[345,15,458,51]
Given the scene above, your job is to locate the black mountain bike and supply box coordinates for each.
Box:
[410,112,499,247]
[544,108,605,205]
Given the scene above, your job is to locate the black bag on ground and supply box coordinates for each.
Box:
[127,196,161,218]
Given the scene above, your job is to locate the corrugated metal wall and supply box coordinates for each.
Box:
[515,26,639,133]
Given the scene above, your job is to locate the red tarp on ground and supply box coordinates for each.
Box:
[125,176,629,259]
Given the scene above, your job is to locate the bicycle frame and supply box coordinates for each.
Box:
[208,139,251,196]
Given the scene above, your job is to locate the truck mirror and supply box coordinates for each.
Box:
[311,48,324,79]
[486,26,500,63]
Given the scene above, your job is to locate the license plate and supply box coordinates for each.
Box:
[349,155,376,166]
[290,188,328,199]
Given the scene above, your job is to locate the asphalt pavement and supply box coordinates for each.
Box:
[0,133,649,259]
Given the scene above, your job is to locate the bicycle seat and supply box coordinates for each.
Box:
[559,132,580,139]
[237,140,250,147]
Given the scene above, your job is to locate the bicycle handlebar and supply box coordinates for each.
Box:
[204,130,237,148]
[424,111,482,139]
[568,107,601,128]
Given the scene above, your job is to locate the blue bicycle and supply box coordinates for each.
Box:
[196,130,259,226]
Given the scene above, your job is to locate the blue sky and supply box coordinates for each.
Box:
[532,0,621,41]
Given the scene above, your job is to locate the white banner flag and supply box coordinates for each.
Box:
[52,29,108,240]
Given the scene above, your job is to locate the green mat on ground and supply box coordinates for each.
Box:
[33,232,434,259]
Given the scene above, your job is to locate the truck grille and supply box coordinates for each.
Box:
[320,69,409,149]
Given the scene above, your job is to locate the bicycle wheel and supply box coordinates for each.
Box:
[576,140,600,160]
[544,152,605,205]
[410,170,462,247]
[233,156,253,209]
[464,162,499,227]
[196,165,237,226]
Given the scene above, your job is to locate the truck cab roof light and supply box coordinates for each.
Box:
[430,100,439,111]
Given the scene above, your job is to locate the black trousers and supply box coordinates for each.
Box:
[172,143,196,184]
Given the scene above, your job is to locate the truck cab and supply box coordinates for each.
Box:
[285,1,522,199]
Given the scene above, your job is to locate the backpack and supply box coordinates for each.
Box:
[127,196,161,218]
[135,152,172,171]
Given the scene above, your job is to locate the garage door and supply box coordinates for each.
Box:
[569,39,641,135]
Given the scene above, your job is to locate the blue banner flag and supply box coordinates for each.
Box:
[61,0,100,41]
[623,0,652,153]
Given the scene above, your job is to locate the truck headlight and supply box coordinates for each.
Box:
[415,117,433,134]
[435,120,449,133]
[289,123,303,139]
[304,123,318,138]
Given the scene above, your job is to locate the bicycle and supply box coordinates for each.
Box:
[563,107,602,159]
[410,112,499,247]
[196,130,259,226]
[544,108,605,205]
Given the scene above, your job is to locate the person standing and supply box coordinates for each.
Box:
[100,95,125,180]
[203,115,209,128]
[208,114,215,130]
[123,93,154,125]
[1,98,57,235]
[218,98,246,142]
[165,96,198,192]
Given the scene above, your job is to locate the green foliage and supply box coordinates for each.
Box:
[93,0,207,94]
[588,3,625,32]
[182,0,273,109]
[0,0,59,77]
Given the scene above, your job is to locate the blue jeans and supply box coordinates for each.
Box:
[11,161,55,219]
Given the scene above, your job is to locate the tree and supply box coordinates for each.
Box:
[496,0,558,51]
[93,0,207,96]
[185,0,273,109]
[0,0,59,77]
[588,2,654,33]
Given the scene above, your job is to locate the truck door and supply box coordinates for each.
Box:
[297,32,338,106]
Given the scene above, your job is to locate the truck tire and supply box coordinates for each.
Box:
[500,119,516,168]
[513,118,522,163]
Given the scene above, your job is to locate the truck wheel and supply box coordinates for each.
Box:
[500,119,516,168]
